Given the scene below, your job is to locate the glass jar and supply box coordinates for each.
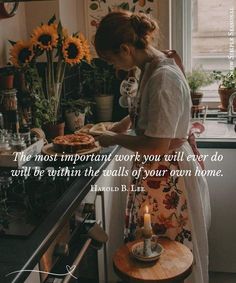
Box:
[2,89,18,111]
[0,136,11,152]
[19,126,31,146]
[10,135,26,152]
[1,89,19,133]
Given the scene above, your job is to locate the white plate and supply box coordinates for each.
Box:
[131,241,164,262]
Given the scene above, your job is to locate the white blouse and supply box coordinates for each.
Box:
[135,57,211,283]
[136,58,192,138]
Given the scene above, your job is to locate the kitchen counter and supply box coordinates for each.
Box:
[0,145,120,283]
[195,120,236,148]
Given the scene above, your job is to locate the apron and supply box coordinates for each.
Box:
[124,151,193,252]
[124,54,210,283]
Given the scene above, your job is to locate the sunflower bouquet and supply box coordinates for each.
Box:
[9,15,91,127]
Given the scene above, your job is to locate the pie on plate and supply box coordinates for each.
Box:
[52,133,96,153]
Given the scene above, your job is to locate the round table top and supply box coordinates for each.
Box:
[113,238,193,283]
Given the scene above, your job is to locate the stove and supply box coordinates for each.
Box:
[0,167,77,237]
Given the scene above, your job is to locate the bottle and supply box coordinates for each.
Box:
[16,73,32,128]
[0,112,4,129]
[2,89,20,133]
[19,125,31,146]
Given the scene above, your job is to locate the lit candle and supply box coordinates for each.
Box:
[144,205,152,232]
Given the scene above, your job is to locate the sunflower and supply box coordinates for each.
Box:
[62,36,84,65]
[9,40,33,67]
[79,33,92,63]
[31,24,58,50]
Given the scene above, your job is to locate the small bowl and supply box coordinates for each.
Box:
[131,241,164,262]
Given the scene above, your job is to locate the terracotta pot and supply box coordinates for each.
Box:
[95,95,114,122]
[0,74,14,90]
[191,91,203,106]
[218,87,236,111]
[65,111,85,132]
[42,122,65,142]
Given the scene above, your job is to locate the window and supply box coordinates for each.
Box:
[171,0,236,105]
[192,0,236,103]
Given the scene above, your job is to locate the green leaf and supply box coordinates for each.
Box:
[57,21,63,38]
[48,14,56,25]
[73,32,79,37]
[8,40,17,46]
[90,3,98,10]
[119,2,130,10]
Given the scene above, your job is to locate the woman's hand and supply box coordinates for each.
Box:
[98,132,117,147]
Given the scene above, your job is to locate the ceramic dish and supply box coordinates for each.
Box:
[131,241,164,262]
[76,122,114,136]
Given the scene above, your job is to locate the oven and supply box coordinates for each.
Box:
[0,161,108,283]
[39,191,107,283]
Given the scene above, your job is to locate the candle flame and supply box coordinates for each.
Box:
[145,205,149,214]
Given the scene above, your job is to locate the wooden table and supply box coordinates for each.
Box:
[113,238,193,283]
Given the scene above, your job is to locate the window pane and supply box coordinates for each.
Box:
[192,0,235,102]
[192,0,235,72]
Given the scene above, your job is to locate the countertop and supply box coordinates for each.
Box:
[195,120,236,148]
[0,145,119,283]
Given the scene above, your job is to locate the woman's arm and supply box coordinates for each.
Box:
[98,133,171,155]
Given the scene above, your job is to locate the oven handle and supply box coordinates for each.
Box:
[62,237,92,283]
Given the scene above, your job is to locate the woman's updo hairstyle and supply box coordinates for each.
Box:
[94,10,158,58]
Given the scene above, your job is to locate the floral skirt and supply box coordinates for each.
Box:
[124,153,193,250]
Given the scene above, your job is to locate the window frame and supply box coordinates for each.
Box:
[169,0,233,105]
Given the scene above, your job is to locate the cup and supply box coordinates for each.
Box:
[120,77,138,97]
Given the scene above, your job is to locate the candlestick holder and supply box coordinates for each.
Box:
[131,228,163,262]
[143,228,153,257]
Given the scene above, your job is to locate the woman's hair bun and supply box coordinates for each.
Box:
[130,13,157,37]
[94,10,159,56]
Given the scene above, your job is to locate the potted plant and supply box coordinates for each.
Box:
[212,68,236,110]
[187,67,214,106]
[0,66,15,90]
[62,98,94,132]
[81,59,116,122]
[9,15,91,140]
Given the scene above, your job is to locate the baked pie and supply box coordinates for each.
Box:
[53,133,96,153]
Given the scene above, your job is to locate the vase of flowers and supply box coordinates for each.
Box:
[9,15,91,140]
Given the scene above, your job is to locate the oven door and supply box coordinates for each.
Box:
[43,220,99,283]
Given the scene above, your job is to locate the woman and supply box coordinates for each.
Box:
[94,10,211,283]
